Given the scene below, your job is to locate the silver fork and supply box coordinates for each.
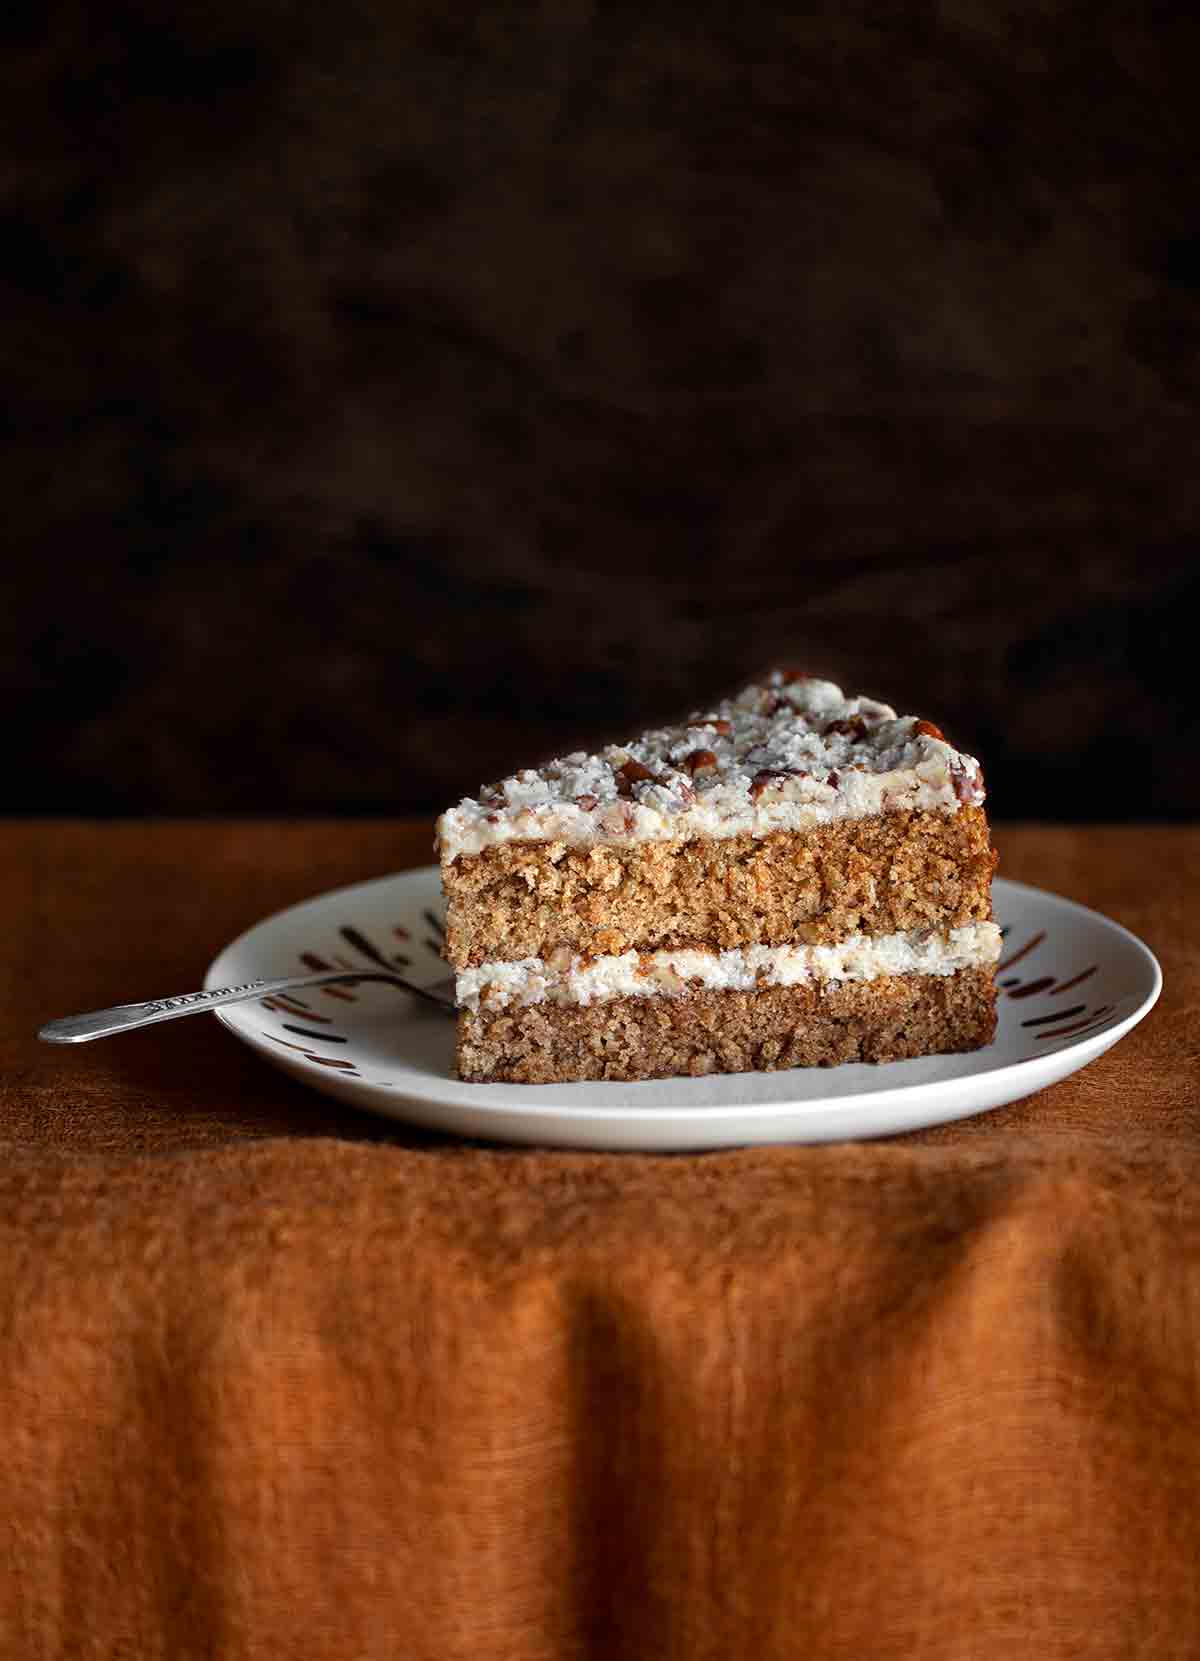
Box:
[38,969,456,1044]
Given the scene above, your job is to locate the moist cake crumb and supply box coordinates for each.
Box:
[437,673,998,1085]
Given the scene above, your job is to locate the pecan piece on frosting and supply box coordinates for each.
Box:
[952,760,983,803]
[601,800,638,834]
[913,719,945,741]
[615,758,658,797]
[748,767,809,800]
[823,715,868,740]
[778,669,814,684]
[681,747,718,775]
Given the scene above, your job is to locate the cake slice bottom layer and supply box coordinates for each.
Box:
[458,966,997,1085]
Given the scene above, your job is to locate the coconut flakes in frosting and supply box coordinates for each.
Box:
[456,923,1004,1012]
[437,672,985,859]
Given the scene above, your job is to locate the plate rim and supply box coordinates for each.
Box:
[205,870,1163,1124]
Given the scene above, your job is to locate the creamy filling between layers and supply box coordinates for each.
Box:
[456,923,1002,1013]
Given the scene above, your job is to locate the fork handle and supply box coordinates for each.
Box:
[37,969,445,1044]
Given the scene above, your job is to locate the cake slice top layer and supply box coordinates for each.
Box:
[437,672,985,859]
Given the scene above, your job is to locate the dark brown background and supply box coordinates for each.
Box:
[4,1,1198,820]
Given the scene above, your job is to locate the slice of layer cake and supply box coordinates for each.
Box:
[436,672,999,1084]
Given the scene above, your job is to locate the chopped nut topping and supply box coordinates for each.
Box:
[602,800,638,834]
[823,715,868,740]
[952,760,983,803]
[615,758,657,796]
[436,671,985,858]
[749,767,809,800]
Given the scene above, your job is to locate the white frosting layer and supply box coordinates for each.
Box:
[437,674,985,860]
[456,923,1002,1012]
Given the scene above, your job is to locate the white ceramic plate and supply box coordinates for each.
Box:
[205,871,1161,1151]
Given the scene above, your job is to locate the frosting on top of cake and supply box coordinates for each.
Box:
[437,672,985,860]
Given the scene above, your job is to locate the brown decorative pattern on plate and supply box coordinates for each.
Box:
[254,911,1120,1084]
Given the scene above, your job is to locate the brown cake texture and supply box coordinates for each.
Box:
[444,806,994,966]
[457,968,997,1086]
[437,674,999,1086]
